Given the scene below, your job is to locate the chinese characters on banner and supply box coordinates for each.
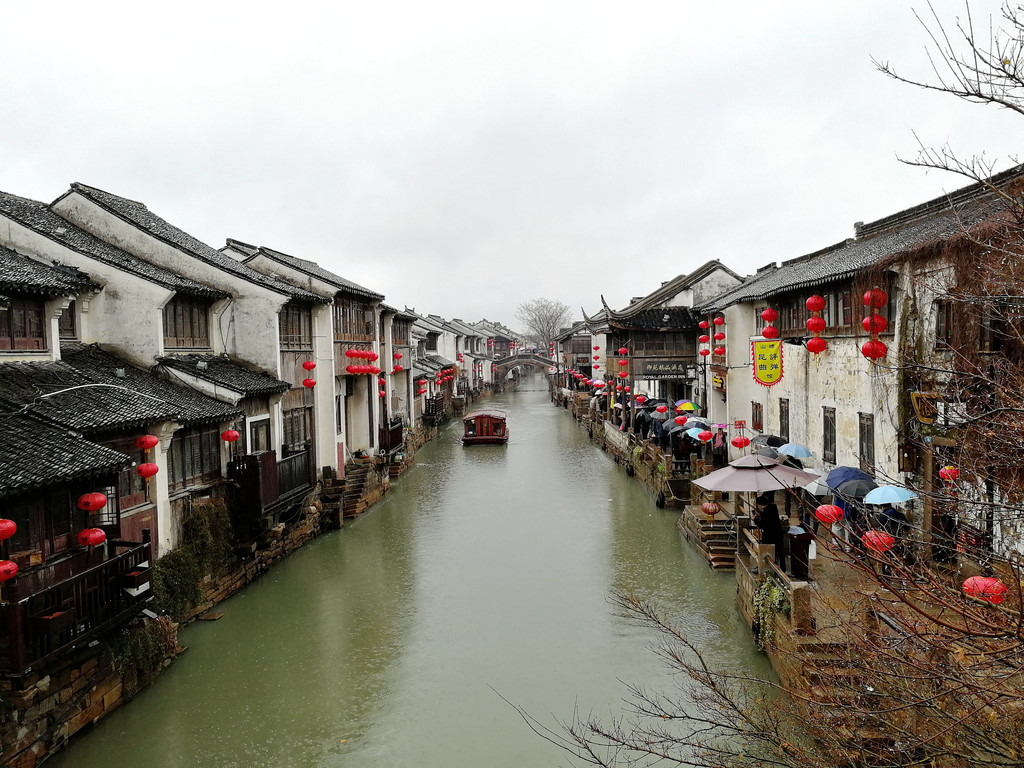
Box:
[751,339,783,387]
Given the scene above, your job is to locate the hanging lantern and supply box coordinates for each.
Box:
[345,365,357,374]
[344,349,357,358]
[0,561,17,582]
[698,334,710,344]
[617,371,628,379]
[962,575,1008,605]
[635,395,647,404]
[369,352,379,361]
[617,347,628,355]
[617,359,628,367]
[393,365,404,373]
[302,378,316,388]
[302,361,316,371]
[761,325,779,339]
[713,332,725,341]
[807,337,827,355]
[379,390,386,398]
[701,501,720,516]
[697,429,713,442]
[805,316,826,334]
[698,320,709,330]
[221,429,240,443]
[731,435,751,449]
[761,308,778,323]
[593,346,600,351]
[378,377,386,386]
[699,348,711,357]
[711,317,723,326]
[713,346,726,356]
[615,385,623,392]
[863,288,888,308]
[861,339,887,361]
[674,416,687,426]
[393,352,403,360]
[135,435,159,451]
[806,295,826,312]
[862,530,895,553]
[77,528,107,547]
[593,364,600,370]
[136,462,159,479]
[0,519,16,541]
[655,404,668,413]
[814,504,844,526]
[624,386,631,392]
[78,492,107,511]
[862,314,887,334]
[938,465,959,482]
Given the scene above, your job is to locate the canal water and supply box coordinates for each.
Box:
[50,381,770,768]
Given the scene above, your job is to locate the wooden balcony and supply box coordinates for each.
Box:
[227,450,313,538]
[0,534,153,677]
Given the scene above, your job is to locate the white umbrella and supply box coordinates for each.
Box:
[779,442,813,459]
[803,477,831,496]
[694,454,820,493]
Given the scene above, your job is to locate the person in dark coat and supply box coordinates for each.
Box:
[877,504,910,563]
[755,492,786,571]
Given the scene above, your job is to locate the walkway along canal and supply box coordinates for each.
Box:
[48,381,770,768]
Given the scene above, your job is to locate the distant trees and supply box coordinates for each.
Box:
[515,298,571,349]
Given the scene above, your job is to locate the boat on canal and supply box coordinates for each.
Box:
[462,409,508,445]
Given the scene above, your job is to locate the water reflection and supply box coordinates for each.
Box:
[50,382,769,768]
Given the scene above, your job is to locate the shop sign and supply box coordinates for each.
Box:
[637,359,691,379]
[751,339,783,388]
[712,374,725,391]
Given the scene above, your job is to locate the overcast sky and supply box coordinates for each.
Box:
[1,1,1020,330]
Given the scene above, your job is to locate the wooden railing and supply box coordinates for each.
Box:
[227,450,313,538]
[278,450,312,498]
[0,534,152,676]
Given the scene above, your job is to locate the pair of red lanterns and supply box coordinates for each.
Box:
[0,518,19,580]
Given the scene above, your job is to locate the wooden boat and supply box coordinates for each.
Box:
[462,409,509,445]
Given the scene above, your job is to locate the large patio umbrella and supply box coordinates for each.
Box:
[694,454,820,493]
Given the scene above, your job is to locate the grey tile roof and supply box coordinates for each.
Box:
[0,190,226,300]
[0,413,131,498]
[157,354,291,396]
[606,307,697,331]
[62,343,242,426]
[65,184,324,304]
[703,171,1015,312]
[0,247,98,296]
[250,245,384,301]
[0,360,180,433]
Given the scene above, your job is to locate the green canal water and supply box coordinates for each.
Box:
[49,382,770,767]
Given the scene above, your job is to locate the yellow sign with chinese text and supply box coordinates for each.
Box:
[751,339,783,388]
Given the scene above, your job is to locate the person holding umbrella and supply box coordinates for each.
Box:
[755,491,786,571]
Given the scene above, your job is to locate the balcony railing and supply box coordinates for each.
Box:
[227,450,313,539]
[0,534,152,676]
[379,417,404,453]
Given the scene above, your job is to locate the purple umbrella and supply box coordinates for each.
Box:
[694,454,820,493]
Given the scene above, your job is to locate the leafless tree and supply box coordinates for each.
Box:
[515,298,572,349]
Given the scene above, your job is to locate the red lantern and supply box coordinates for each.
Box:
[593,346,600,351]
[378,377,386,385]
[698,334,711,344]
[393,352,403,360]
[674,416,686,426]
[617,359,628,367]
[393,365,403,373]
[805,316,826,334]
[617,347,628,355]
[135,434,159,451]
[861,339,887,361]
[713,316,725,326]
[962,576,1008,605]
[593,365,600,370]
[761,307,778,323]
[302,361,316,371]
[761,325,779,339]
[77,492,108,512]
[862,314,887,334]
[221,429,240,442]
[698,320,709,330]
[814,504,844,526]
[344,349,357,358]
[655,404,668,413]
[302,378,316,388]
[618,371,628,379]
[369,352,379,361]
[379,390,386,398]
[593,355,600,361]
[938,465,959,482]
[701,501,720,516]
[713,332,725,341]
[698,429,713,442]
[731,435,750,449]
[0,561,17,582]
[806,295,826,312]
[0,519,16,541]
[862,529,895,553]
[713,346,726,356]
[77,528,107,547]
[863,288,888,308]
[615,385,623,392]
[699,348,711,357]
[136,462,159,479]
[635,395,647,404]
[807,337,827,355]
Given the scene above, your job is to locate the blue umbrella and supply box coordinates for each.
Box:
[778,442,812,459]
[685,428,705,439]
[863,485,918,505]
[826,466,873,490]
